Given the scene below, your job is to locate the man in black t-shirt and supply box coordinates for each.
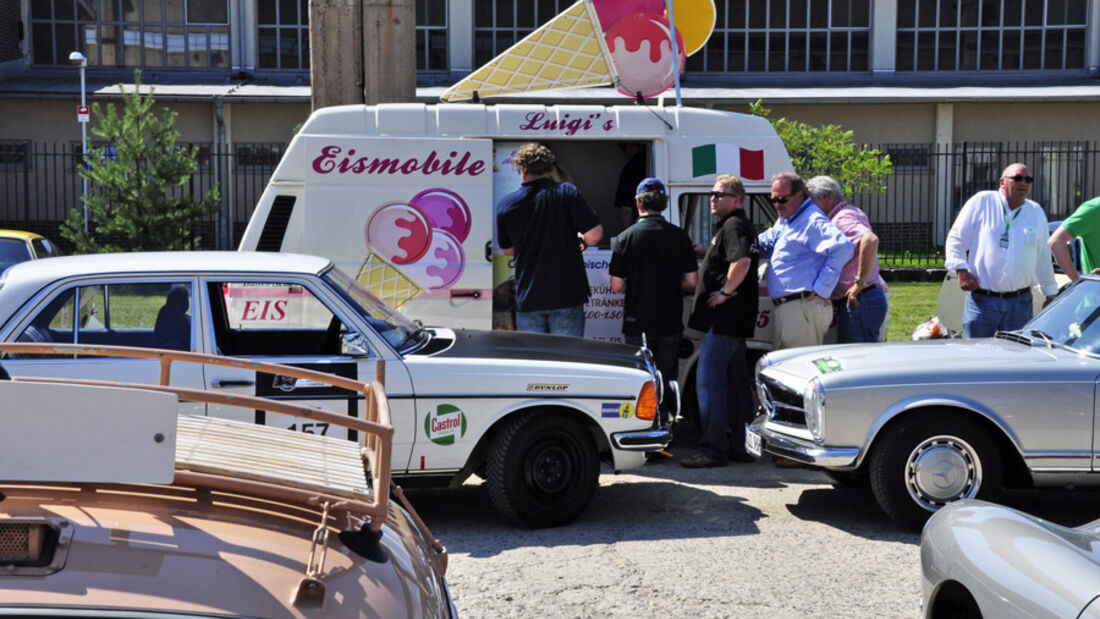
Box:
[497,143,603,336]
[609,177,698,423]
[681,174,760,468]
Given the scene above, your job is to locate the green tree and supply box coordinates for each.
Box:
[750,100,893,195]
[62,70,220,253]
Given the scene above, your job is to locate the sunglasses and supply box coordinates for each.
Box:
[1003,174,1034,183]
[709,191,737,199]
[769,193,796,205]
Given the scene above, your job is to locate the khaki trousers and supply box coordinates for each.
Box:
[773,295,833,349]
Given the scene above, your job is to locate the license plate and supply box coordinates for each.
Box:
[745,428,762,458]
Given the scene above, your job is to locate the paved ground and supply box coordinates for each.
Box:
[406,427,1100,618]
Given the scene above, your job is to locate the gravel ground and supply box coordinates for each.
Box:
[407,442,923,618]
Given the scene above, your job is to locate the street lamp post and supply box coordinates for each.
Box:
[68,51,88,232]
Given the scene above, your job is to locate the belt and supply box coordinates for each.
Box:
[832,284,878,303]
[974,287,1030,299]
[772,291,812,305]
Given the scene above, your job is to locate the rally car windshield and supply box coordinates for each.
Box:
[1023,277,1100,355]
[321,267,422,352]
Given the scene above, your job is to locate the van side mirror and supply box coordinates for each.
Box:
[341,331,370,357]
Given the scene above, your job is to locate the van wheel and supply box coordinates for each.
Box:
[869,412,1002,530]
[486,411,599,527]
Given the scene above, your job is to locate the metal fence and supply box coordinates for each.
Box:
[2,140,1098,265]
[0,141,282,251]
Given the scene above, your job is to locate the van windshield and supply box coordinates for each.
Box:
[322,267,420,351]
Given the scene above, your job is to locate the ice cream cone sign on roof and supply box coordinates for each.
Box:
[440,0,716,103]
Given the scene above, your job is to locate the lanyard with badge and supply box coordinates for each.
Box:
[998,193,1021,249]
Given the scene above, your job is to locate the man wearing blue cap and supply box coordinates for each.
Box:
[610,177,698,428]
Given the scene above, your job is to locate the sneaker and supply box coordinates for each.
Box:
[729,453,756,463]
[680,453,728,468]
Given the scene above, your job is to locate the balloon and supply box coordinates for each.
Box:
[666,0,716,56]
[606,13,686,98]
[410,188,472,243]
[364,202,432,264]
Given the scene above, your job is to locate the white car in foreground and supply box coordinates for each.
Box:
[0,251,669,527]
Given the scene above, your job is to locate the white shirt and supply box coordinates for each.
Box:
[945,190,1058,297]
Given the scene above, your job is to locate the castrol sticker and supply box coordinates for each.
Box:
[425,404,467,445]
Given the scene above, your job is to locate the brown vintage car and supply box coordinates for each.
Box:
[0,344,454,618]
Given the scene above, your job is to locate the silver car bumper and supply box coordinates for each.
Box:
[748,416,860,467]
[611,425,672,451]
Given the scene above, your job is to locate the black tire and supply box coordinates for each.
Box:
[869,412,1002,530]
[486,411,599,527]
[823,468,870,487]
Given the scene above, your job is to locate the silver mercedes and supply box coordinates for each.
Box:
[749,275,1100,530]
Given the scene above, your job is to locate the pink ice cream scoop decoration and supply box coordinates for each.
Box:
[605,12,685,98]
[364,188,469,291]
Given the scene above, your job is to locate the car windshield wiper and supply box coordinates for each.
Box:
[1027,329,1055,348]
[396,326,428,352]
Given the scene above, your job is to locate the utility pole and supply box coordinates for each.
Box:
[309,0,415,110]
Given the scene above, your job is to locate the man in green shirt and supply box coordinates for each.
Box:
[1048,195,1100,281]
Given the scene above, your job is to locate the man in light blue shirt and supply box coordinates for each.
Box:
[757,172,855,349]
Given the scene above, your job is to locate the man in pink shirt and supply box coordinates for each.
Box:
[806,175,889,342]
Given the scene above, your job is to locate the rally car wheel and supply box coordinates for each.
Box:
[486,411,599,528]
[869,412,1002,530]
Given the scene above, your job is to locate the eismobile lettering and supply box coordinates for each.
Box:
[311,146,486,177]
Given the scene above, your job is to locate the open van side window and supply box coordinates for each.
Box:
[678,192,779,248]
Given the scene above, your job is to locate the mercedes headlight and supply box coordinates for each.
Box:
[802,377,825,443]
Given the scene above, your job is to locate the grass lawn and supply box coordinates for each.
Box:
[886,281,942,342]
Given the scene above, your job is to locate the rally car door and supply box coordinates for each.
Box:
[197,277,418,473]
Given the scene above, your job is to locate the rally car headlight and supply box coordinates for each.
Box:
[802,377,825,443]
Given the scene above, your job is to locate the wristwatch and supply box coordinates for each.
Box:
[718,289,733,297]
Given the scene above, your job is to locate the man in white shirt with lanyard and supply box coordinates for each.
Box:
[945,163,1058,338]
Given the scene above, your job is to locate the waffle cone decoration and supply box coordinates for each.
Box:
[355,251,424,312]
[441,0,616,102]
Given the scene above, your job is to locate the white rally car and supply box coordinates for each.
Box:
[0,251,668,527]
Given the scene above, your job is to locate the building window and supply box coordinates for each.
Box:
[474,0,570,67]
[0,141,30,171]
[416,0,448,71]
[258,0,309,70]
[896,0,1087,71]
[884,144,933,173]
[30,0,229,69]
[687,0,871,73]
[236,143,285,170]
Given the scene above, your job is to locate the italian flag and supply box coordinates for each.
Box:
[692,144,766,180]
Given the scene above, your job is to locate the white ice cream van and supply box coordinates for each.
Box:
[240,103,795,424]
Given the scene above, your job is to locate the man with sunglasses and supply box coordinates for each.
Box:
[680,174,759,468]
[946,163,1058,338]
[757,172,854,349]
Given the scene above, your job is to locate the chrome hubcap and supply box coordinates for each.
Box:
[905,435,982,511]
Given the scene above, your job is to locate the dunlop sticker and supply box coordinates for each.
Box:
[527,383,569,392]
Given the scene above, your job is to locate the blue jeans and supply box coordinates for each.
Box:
[962,291,1033,338]
[516,304,585,337]
[834,285,889,343]
[695,330,752,459]
[626,332,681,424]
